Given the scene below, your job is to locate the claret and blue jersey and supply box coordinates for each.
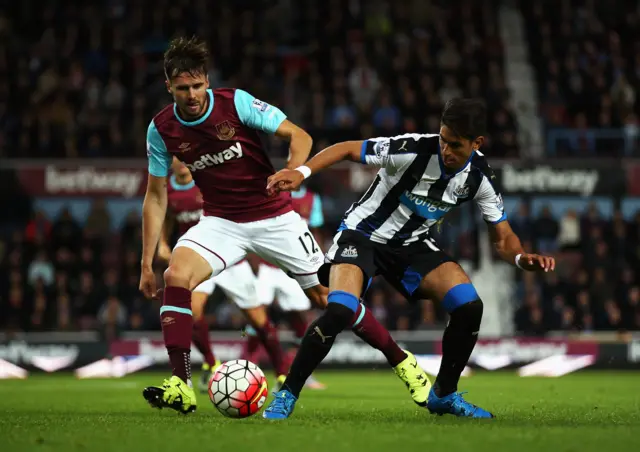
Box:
[146,89,286,177]
[340,133,506,246]
[145,88,293,223]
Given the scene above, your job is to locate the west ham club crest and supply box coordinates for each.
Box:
[215,121,236,141]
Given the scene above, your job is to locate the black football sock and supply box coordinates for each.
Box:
[434,300,483,398]
[282,303,353,398]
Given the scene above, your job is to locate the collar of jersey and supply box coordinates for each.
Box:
[170,174,196,191]
[291,186,307,199]
[174,89,214,126]
[437,149,475,179]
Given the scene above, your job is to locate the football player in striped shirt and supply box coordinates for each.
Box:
[263,98,555,419]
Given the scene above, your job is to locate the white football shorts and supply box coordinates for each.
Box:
[176,211,323,290]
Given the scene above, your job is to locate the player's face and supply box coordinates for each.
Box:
[438,125,484,171]
[166,72,210,119]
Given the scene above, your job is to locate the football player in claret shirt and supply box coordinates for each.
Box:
[158,157,289,393]
[265,98,556,419]
[139,36,428,414]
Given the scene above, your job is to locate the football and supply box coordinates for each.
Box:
[208,359,269,418]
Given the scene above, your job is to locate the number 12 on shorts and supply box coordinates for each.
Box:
[298,232,318,255]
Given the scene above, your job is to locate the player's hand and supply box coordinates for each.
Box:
[139,267,158,299]
[157,243,172,264]
[518,253,556,272]
[266,169,304,195]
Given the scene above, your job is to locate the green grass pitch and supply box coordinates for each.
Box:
[0,370,639,452]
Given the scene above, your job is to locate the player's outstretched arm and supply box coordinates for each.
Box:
[488,221,555,272]
[266,140,363,192]
[140,175,168,298]
[275,120,314,169]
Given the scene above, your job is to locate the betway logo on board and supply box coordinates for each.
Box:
[45,166,144,198]
[501,164,599,196]
[472,339,567,362]
[186,143,243,172]
[0,341,79,365]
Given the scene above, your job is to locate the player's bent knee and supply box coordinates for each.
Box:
[169,246,215,287]
[329,263,365,295]
[442,283,480,313]
[164,266,191,289]
[243,306,267,328]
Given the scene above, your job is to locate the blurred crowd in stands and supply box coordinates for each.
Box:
[0,200,453,337]
[524,0,640,156]
[2,198,640,335]
[512,202,640,334]
[1,0,519,159]
[2,0,640,337]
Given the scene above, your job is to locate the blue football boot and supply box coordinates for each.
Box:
[427,387,494,418]
[262,389,298,420]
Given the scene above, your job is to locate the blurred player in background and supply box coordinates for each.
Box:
[139,36,427,414]
[264,98,556,420]
[243,185,327,390]
[157,157,289,393]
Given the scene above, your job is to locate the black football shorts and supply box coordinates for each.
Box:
[318,229,455,300]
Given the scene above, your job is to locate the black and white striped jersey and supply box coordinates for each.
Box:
[338,133,506,246]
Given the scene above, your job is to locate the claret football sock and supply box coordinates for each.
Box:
[351,302,407,367]
[161,286,194,386]
[253,320,289,377]
[192,317,216,367]
[286,310,309,344]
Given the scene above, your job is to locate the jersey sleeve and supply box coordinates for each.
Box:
[234,89,287,134]
[474,176,507,224]
[308,194,324,228]
[360,134,434,169]
[146,121,172,177]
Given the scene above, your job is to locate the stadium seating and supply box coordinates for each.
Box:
[521,0,640,156]
[3,0,519,159]
[1,0,639,335]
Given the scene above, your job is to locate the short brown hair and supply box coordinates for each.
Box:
[164,36,209,80]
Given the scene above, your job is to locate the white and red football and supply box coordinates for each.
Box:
[208,359,268,418]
